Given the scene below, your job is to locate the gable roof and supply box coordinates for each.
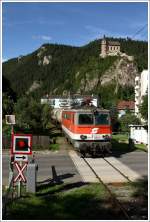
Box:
[108,41,120,46]
[117,100,135,110]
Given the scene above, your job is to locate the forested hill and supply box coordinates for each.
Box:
[3,37,148,107]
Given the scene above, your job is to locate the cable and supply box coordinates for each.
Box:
[132,23,148,39]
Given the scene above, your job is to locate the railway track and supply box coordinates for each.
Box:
[80,156,147,220]
[83,157,131,220]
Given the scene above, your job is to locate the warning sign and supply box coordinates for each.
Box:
[12,134,32,155]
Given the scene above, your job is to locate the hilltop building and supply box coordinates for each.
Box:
[135,70,148,119]
[100,35,121,58]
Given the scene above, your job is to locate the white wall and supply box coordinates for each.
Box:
[129,125,148,145]
[134,70,148,117]
[141,70,148,98]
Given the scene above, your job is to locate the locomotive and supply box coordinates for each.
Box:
[51,105,112,157]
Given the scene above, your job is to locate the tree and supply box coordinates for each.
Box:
[2,92,14,119]
[139,94,148,121]
[41,104,52,129]
[110,106,120,132]
[14,96,51,132]
[119,113,141,132]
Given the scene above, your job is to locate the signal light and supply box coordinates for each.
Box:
[17,140,26,148]
[12,134,32,155]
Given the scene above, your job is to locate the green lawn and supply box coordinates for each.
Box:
[112,133,147,152]
[112,133,128,142]
[5,183,123,220]
[135,143,147,152]
[4,179,148,220]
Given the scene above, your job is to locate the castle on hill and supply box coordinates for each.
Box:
[100,35,121,58]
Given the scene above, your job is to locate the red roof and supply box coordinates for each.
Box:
[117,101,135,110]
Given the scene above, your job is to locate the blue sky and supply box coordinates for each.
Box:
[2,2,148,61]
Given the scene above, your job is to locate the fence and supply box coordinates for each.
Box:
[2,134,50,149]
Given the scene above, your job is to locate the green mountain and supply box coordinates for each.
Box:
[3,37,148,108]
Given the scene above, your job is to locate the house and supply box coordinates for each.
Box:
[117,100,135,118]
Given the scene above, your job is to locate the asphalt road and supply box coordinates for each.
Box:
[2,150,82,186]
[116,150,148,178]
[2,148,148,186]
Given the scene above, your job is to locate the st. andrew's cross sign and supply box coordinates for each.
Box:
[12,134,32,155]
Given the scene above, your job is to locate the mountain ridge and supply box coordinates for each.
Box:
[3,37,148,108]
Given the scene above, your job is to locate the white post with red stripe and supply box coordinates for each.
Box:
[14,162,27,183]
[13,161,28,197]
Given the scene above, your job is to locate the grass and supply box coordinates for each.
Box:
[5,183,117,220]
[112,133,147,152]
[4,179,148,220]
[134,143,147,152]
[49,143,59,151]
[112,133,128,142]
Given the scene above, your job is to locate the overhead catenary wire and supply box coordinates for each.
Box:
[132,23,148,39]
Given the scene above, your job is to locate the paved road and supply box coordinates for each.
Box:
[113,150,148,178]
[2,147,148,186]
[2,150,82,186]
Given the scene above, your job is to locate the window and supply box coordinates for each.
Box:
[95,113,109,125]
[63,113,71,119]
[78,114,94,125]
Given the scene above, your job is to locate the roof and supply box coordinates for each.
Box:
[41,94,98,99]
[108,41,120,46]
[117,101,135,110]
[63,108,109,113]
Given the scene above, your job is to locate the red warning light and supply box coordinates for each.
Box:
[12,134,32,155]
[17,140,26,148]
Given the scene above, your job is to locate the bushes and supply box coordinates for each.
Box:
[119,113,141,132]
[14,96,52,132]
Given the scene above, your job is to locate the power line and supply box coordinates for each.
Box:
[132,23,148,39]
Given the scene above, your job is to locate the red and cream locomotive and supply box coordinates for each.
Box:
[52,106,112,157]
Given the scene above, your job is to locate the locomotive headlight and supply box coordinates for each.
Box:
[103,135,110,139]
[80,135,87,140]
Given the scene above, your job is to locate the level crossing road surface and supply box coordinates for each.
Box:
[2,150,82,186]
[69,150,147,183]
[2,149,148,186]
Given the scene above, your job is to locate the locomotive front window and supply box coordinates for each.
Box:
[95,113,109,125]
[78,114,94,125]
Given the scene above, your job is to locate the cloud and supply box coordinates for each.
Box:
[32,35,52,41]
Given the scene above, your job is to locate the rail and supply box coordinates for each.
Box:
[83,157,130,220]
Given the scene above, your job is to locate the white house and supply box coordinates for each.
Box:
[135,70,148,118]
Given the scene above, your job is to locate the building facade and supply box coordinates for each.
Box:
[41,95,98,108]
[100,36,121,58]
[135,70,148,118]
